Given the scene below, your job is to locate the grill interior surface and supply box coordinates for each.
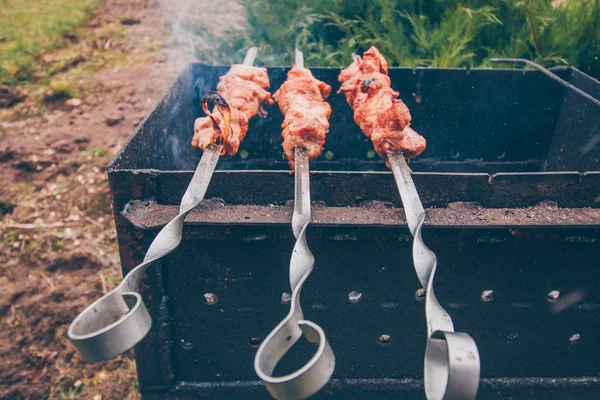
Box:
[111,65,600,174]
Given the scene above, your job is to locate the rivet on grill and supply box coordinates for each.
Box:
[328,233,357,241]
[569,333,581,344]
[415,288,426,301]
[248,337,262,347]
[348,291,362,303]
[378,334,391,344]
[204,292,218,305]
[243,233,268,242]
[280,292,291,303]
[325,151,335,160]
[481,290,495,302]
[547,290,560,303]
[506,332,519,342]
[398,234,412,242]
[366,150,376,159]
[239,149,249,159]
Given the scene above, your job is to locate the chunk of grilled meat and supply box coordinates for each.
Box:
[337,46,426,161]
[273,67,332,168]
[192,65,274,157]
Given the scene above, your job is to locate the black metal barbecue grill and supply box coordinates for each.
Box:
[107,64,600,399]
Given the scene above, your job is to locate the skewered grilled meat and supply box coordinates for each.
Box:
[338,46,426,161]
[273,67,332,168]
[192,65,274,157]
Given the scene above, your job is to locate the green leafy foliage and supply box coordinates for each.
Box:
[195,0,600,78]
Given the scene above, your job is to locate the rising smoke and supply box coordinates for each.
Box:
[151,0,245,169]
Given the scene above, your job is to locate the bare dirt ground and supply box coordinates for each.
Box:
[0,0,242,398]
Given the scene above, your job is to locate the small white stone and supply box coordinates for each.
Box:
[66,98,82,107]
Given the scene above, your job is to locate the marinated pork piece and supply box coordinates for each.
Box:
[337,46,426,161]
[192,65,274,157]
[273,67,332,168]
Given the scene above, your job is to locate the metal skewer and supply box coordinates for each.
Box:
[388,150,480,400]
[254,49,335,400]
[68,47,259,363]
[489,58,600,107]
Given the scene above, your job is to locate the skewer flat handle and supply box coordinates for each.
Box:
[388,152,480,400]
[292,147,311,237]
[243,46,258,66]
[255,48,335,400]
[69,46,259,363]
[68,145,221,362]
[294,48,304,69]
[291,51,310,236]
[255,223,335,400]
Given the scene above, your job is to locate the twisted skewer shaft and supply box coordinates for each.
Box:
[68,47,258,363]
[254,49,335,400]
[389,152,480,400]
[292,148,310,236]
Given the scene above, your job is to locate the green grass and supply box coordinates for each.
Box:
[44,79,79,101]
[0,0,99,84]
[194,0,600,78]
[89,147,109,157]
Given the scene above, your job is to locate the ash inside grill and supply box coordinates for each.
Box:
[108,64,600,400]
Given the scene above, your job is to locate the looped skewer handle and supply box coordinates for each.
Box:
[68,145,221,362]
[388,151,480,400]
[254,219,335,400]
[68,47,258,363]
[254,64,335,398]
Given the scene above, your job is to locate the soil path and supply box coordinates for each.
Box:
[0,0,242,398]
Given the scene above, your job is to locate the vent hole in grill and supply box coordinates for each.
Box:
[506,332,519,342]
[348,291,362,303]
[203,292,218,305]
[415,288,426,301]
[481,290,495,302]
[248,337,261,347]
[280,292,291,303]
[379,334,391,344]
[569,333,581,344]
[547,290,560,303]
[181,340,194,350]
